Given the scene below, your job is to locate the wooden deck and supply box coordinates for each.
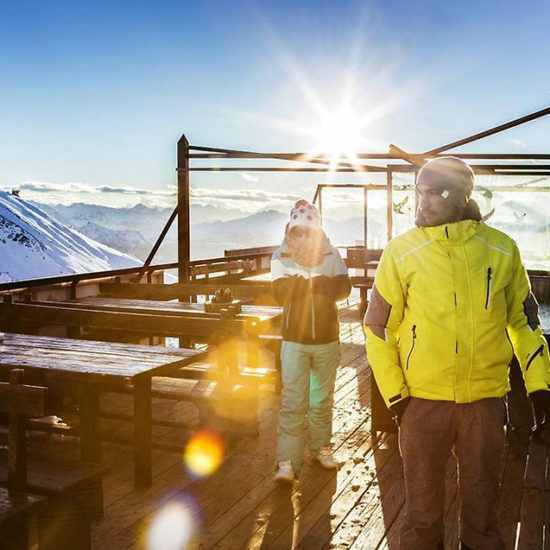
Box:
[4,298,549,549]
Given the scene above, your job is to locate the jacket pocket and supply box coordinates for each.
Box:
[484,267,492,310]
[405,325,417,370]
[526,344,544,371]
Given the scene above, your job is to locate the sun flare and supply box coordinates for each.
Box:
[313,109,364,169]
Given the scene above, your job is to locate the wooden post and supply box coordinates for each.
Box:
[177,135,191,284]
[79,384,101,463]
[386,169,393,243]
[414,168,419,215]
[363,185,368,249]
[133,376,152,489]
[8,369,27,492]
[247,335,260,368]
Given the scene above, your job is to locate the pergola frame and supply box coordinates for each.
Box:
[137,106,550,284]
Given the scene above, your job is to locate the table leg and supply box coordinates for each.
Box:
[133,376,152,489]
[0,515,30,550]
[216,336,239,378]
[247,335,260,368]
[79,385,101,463]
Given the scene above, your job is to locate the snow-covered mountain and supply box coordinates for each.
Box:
[33,201,257,261]
[0,191,140,283]
[37,202,249,233]
[78,221,151,260]
[22,196,549,272]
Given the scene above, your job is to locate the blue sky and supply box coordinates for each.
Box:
[1,0,550,209]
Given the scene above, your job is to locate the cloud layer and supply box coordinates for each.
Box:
[0,181,307,212]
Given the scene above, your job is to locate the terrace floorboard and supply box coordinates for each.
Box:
[4,297,546,549]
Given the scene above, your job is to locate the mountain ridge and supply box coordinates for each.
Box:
[0,191,140,283]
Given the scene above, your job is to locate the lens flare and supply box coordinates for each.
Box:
[184,428,225,477]
[145,501,195,550]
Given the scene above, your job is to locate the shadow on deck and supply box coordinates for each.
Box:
[12,299,548,549]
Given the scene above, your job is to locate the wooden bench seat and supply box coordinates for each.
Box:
[0,369,108,550]
[168,361,278,385]
[104,375,265,437]
[0,488,45,550]
[0,451,106,521]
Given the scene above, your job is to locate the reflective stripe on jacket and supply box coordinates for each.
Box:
[364,219,550,408]
[271,243,351,344]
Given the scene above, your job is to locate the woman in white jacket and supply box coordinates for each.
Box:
[270,200,351,483]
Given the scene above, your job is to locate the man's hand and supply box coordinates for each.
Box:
[529,390,550,436]
[390,396,411,426]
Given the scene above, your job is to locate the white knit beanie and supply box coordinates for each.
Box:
[288,200,320,229]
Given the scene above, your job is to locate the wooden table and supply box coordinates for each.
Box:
[6,297,282,340]
[0,333,208,489]
[1,296,282,367]
[64,296,281,330]
[39,296,283,371]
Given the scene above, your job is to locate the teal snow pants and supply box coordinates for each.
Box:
[276,340,340,475]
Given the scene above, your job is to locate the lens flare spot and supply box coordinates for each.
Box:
[184,429,225,477]
[145,501,194,550]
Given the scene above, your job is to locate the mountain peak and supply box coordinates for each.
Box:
[0,192,140,283]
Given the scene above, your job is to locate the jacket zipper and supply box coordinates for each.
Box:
[484,267,492,309]
[309,275,316,340]
[525,344,544,371]
[405,325,417,370]
[285,303,292,329]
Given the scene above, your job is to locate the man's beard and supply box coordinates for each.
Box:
[415,210,429,227]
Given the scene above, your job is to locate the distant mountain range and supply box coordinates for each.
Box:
[2,191,548,283]
[31,200,389,261]
[0,191,140,283]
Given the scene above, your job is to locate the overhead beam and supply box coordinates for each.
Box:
[424,106,550,155]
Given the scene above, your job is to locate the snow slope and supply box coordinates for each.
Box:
[0,191,140,283]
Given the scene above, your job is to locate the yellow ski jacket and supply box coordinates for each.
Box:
[364,220,550,408]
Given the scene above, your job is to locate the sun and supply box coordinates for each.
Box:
[314,108,364,169]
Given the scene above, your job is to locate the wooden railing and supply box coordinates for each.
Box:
[0,247,275,302]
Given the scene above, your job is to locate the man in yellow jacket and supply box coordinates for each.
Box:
[364,157,550,550]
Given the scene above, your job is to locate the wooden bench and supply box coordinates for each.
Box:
[0,490,45,550]
[0,368,46,550]
[0,369,106,550]
[257,334,282,393]
[113,357,278,436]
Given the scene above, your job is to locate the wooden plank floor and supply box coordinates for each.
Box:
[5,297,548,549]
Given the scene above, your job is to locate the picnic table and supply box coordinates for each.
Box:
[0,296,282,370]
[42,296,282,371]
[0,333,208,489]
[62,296,281,328]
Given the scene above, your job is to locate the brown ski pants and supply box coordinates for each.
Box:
[398,397,506,550]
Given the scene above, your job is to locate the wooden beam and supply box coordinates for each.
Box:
[135,206,178,283]
[178,134,191,284]
[424,106,550,155]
